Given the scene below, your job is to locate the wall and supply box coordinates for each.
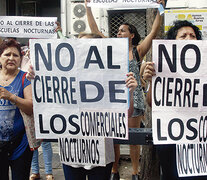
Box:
[0,0,7,15]
[40,0,60,21]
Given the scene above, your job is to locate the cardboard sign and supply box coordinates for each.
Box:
[88,0,160,9]
[0,16,57,38]
[152,40,207,144]
[30,38,129,139]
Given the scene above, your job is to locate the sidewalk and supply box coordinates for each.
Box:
[38,142,64,180]
[37,143,133,180]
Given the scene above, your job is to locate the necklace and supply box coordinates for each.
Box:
[0,70,19,86]
[0,77,11,87]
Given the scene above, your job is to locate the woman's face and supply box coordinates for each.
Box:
[117,25,134,39]
[176,26,197,40]
[0,47,21,71]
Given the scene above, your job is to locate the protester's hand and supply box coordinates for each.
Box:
[85,0,91,8]
[55,21,62,32]
[142,62,156,82]
[25,49,30,59]
[157,0,165,7]
[0,87,15,101]
[26,65,35,81]
[126,72,138,93]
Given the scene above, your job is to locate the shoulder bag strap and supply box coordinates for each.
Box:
[133,47,141,70]
[22,72,27,88]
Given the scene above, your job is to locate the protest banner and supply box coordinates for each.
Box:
[30,38,128,140]
[88,0,159,9]
[176,143,207,177]
[0,16,57,38]
[59,136,113,166]
[152,40,207,144]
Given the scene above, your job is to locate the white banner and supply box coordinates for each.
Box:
[0,16,57,38]
[152,40,207,144]
[59,136,113,166]
[88,0,160,9]
[166,0,207,8]
[176,143,207,177]
[30,38,128,139]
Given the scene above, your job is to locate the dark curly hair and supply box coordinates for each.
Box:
[122,23,141,46]
[166,20,202,40]
[0,38,22,57]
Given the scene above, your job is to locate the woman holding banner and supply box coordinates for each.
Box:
[27,32,138,180]
[142,20,206,180]
[0,38,33,180]
[85,0,165,179]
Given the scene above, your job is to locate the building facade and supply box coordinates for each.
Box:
[0,0,60,18]
[0,0,147,40]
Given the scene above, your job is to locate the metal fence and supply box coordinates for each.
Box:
[108,10,147,39]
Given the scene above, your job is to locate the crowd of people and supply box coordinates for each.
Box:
[0,0,206,179]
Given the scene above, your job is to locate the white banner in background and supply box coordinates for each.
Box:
[0,16,57,38]
[30,38,128,139]
[152,40,207,145]
[166,0,207,8]
[88,0,160,9]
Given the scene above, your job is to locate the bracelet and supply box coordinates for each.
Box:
[143,80,150,94]
[12,94,17,105]
[141,75,150,93]
[141,75,147,83]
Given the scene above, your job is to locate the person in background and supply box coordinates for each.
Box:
[29,141,54,180]
[19,42,54,180]
[55,21,66,39]
[142,20,206,180]
[20,46,30,72]
[84,0,165,179]
[0,38,33,180]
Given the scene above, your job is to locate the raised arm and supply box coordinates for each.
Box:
[137,0,165,60]
[55,21,66,39]
[85,0,106,38]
